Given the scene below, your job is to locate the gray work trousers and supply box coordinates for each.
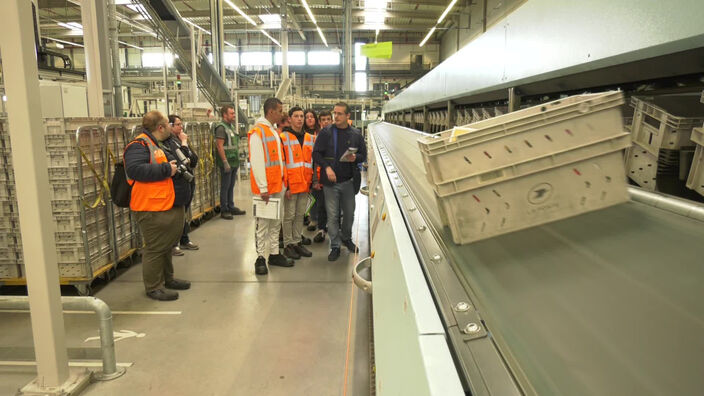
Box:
[323,179,356,249]
[135,206,185,292]
[283,192,308,246]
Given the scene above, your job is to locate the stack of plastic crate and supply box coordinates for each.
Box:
[685,92,704,197]
[45,119,113,278]
[105,121,137,261]
[418,91,631,245]
[0,117,23,280]
[199,122,216,211]
[184,121,203,220]
[624,96,704,193]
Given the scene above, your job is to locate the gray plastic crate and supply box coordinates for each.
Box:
[0,264,21,279]
[686,127,704,197]
[630,96,704,155]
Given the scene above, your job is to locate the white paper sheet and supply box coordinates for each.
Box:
[252,197,282,219]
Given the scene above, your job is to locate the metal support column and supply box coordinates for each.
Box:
[343,0,353,95]
[423,106,429,132]
[508,87,521,112]
[210,0,225,78]
[108,0,123,117]
[162,41,169,114]
[447,100,456,129]
[0,1,90,394]
[280,1,289,80]
[191,27,199,103]
[81,0,114,116]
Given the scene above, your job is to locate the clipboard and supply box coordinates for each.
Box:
[305,194,316,216]
[252,197,282,219]
[339,147,358,162]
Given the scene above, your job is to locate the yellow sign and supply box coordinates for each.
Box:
[361,42,392,59]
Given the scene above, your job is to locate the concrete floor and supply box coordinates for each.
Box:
[0,181,372,396]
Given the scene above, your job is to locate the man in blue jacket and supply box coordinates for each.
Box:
[312,102,366,261]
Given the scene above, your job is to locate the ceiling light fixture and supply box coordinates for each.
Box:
[57,21,82,31]
[224,40,237,49]
[45,37,84,47]
[184,19,211,35]
[419,26,436,47]
[301,0,327,46]
[119,41,144,50]
[259,29,281,47]
[437,0,458,24]
[316,26,328,47]
[224,0,258,26]
[300,0,317,24]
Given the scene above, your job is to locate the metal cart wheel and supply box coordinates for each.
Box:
[75,284,92,296]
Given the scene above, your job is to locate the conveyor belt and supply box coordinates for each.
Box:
[371,122,704,396]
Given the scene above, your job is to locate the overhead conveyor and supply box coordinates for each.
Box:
[366,121,704,395]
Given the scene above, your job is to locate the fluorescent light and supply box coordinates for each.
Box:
[259,29,281,47]
[224,0,258,26]
[114,0,132,4]
[184,19,211,35]
[2,96,7,102]
[57,22,82,31]
[119,41,144,50]
[301,0,317,24]
[224,41,237,49]
[437,0,458,24]
[419,26,436,47]
[316,26,328,47]
[126,4,148,15]
[54,42,64,49]
[44,37,84,48]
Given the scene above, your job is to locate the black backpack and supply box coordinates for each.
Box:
[110,161,133,208]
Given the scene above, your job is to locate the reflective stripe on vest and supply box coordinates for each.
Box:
[127,133,175,212]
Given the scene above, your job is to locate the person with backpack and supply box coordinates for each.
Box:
[123,111,192,301]
[214,105,246,220]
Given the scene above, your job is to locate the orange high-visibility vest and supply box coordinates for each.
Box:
[280,131,314,194]
[125,133,175,212]
[248,124,285,195]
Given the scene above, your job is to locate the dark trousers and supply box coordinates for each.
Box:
[312,188,327,230]
[323,179,356,249]
[220,167,238,212]
[135,207,185,292]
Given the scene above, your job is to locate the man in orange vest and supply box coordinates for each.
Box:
[280,106,314,260]
[248,98,292,275]
[124,111,192,301]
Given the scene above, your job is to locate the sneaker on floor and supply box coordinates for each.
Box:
[284,244,301,260]
[269,254,294,267]
[342,240,359,253]
[221,212,234,220]
[165,278,191,290]
[180,241,199,250]
[146,289,178,301]
[328,247,341,262]
[306,223,317,232]
[301,235,312,245]
[231,207,246,215]
[294,243,313,257]
[314,230,326,243]
[171,246,184,256]
[255,256,268,275]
